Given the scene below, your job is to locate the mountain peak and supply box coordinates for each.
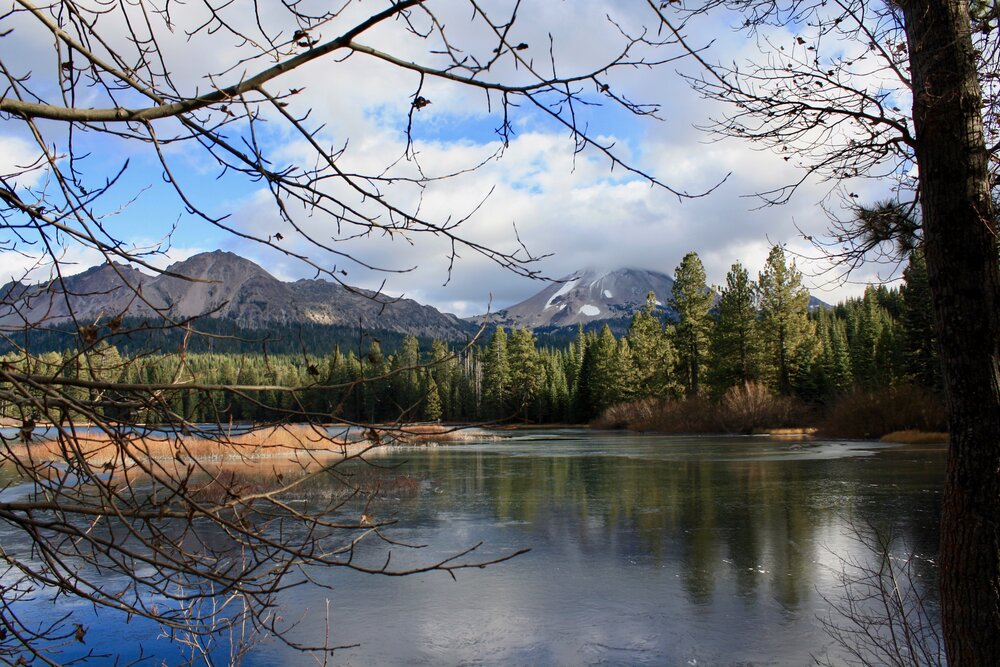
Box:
[477,266,676,330]
[163,250,273,282]
[0,251,474,340]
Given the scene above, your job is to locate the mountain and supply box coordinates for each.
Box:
[474,266,832,332]
[808,295,831,311]
[0,251,475,340]
[474,267,677,330]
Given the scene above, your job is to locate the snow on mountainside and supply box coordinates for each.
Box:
[474,266,831,331]
[0,251,475,340]
[474,267,677,329]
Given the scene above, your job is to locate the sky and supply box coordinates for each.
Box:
[0,0,909,318]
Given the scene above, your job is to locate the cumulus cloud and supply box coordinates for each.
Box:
[0,134,48,194]
[2,1,907,315]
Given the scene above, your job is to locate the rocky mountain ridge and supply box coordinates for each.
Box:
[472,267,678,330]
[0,255,831,343]
[0,251,475,340]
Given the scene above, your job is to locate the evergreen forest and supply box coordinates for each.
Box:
[1,246,941,433]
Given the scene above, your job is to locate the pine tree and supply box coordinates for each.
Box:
[507,328,542,420]
[900,249,941,391]
[482,327,511,419]
[570,327,595,422]
[544,351,571,422]
[670,252,714,397]
[627,292,678,399]
[844,287,900,389]
[587,325,627,415]
[361,340,388,422]
[428,340,456,418]
[758,245,812,395]
[815,311,852,397]
[423,374,442,421]
[393,334,422,413]
[615,336,638,402]
[708,262,762,394]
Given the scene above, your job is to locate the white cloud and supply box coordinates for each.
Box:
[2,1,904,316]
[0,135,46,189]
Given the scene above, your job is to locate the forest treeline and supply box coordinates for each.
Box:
[1,247,942,434]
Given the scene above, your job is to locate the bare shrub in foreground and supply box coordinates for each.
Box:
[0,0,680,658]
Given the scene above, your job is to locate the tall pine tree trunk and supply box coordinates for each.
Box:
[902,1,1000,662]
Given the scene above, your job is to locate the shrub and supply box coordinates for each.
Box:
[593,396,722,433]
[591,398,663,430]
[638,396,722,433]
[716,382,808,433]
[593,384,814,434]
[819,385,946,439]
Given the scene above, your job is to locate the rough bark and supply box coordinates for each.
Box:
[902,1,1000,662]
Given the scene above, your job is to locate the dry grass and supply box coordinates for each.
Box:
[2,423,486,477]
[880,430,949,444]
[370,423,491,445]
[717,382,810,433]
[752,427,819,436]
[4,423,359,467]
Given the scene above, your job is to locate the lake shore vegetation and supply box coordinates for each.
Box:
[2,248,943,440]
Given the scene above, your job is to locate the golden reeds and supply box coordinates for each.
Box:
[879,430,949,444]
[3,423,357,466]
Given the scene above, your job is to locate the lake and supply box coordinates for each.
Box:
[1,429,945,665]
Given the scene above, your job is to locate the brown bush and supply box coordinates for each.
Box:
[591,398,663,430]
[593,396,723,433]
[716,382,809,433]
[593,383,814,434]
[818,385,946,439]
[639,396,723,433]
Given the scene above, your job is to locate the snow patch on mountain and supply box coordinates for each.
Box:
[473,267,678,330]
[545,278,579,310]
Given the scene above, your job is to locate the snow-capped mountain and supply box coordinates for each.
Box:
[475,267,677,330]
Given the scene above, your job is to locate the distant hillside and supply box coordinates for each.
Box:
[0,316,450,357]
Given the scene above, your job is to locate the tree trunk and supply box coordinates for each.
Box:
[902,1,1000,662]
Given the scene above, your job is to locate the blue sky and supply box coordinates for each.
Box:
[1,1,908,317]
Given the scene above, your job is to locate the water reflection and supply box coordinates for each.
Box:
[2,431,944,665]
[260,432,943,665]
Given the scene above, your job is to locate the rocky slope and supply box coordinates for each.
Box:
[474,268,677,329]
[0,251,475,340]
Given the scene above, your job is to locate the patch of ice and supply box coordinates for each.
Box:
[579,304,600,317]
[544,278,579,310]
[603,289,613,299]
